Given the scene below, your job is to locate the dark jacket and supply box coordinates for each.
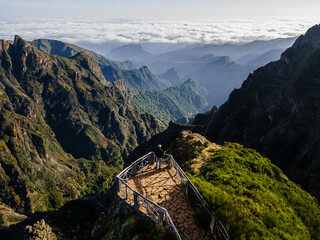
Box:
[155,148,164,158]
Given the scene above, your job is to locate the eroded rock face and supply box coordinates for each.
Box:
[204,24,320,199]
[0,40,10,51]
[25,219,57,240]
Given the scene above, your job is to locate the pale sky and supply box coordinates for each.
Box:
[1,0,320,18]
[0,0,320,49]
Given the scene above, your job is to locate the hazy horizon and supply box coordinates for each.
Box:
[1,16,320,54]
[1,1,320,55]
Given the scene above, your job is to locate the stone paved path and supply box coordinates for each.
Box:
[122,163,210,240]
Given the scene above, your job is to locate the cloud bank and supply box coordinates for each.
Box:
[1,17,319,45]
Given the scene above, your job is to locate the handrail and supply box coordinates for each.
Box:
[165,154,229,239]
[117,177,163,209]
[116,152,182,240]
[116,152,229,240]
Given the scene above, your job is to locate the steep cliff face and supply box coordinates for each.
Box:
[0,36,164,214]
[204,24,320,199]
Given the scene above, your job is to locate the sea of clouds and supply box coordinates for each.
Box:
[0,16,319,52]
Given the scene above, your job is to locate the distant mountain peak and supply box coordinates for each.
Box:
[107,44,154,61]
[184,77,197,84]
[160,67,183,87]
[168,67,179,72]
[120,43,143,50]
[197,53,216,62]
[217,56,233,63]
[139,65,150,71]
[163,67,181,75]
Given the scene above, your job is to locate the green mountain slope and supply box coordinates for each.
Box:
[31,39,171,92]
[168,131,320,240]
[114,78,208,124]
[30,39,135,70]
[31,39,207,123]
[203,24,320,200]
[0,36,164,215]
[101,65,171,91]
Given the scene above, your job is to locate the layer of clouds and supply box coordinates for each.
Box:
[1,17,320,45]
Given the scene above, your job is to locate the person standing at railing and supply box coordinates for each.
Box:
[155,144,164,170]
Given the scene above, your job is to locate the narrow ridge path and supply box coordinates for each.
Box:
[123,163,210,240]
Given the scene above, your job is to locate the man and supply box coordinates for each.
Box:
[154,144,164,170]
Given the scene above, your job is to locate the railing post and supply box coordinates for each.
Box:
[210,215,215,234]
[168,155,173,168]
[133,162,137,175]
[185,180,189,195]
[134,192,140,210]
[158,209,164,224]
[149,152,155,165]
[116,177,120,193]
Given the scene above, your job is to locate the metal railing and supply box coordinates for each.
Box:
[116,152,229,240]
[116,152,181,240]
[165,154,229,240]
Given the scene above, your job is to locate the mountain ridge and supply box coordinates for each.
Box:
[107,43,154,62]
[30,38,135,70]
[0,35,165,214]
[31,39,172,92]
[114,77,208,124]
[203,24,320,200]
[159,67,183,86]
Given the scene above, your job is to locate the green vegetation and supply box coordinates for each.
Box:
[170,134,320,240]
[131,78,208,124]
[30,39,134,70]
[101,65,171,91]
[30,39,171,92]
[31,39,208,124]
[101,212,176,240]
[0,36,164,215]
[0,203,27,229]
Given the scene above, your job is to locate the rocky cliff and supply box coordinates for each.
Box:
[204,24,320,199]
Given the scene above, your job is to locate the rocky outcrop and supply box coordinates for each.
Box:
[0,203,27,228]
[25,219,57,240]
[0,40,10,51]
